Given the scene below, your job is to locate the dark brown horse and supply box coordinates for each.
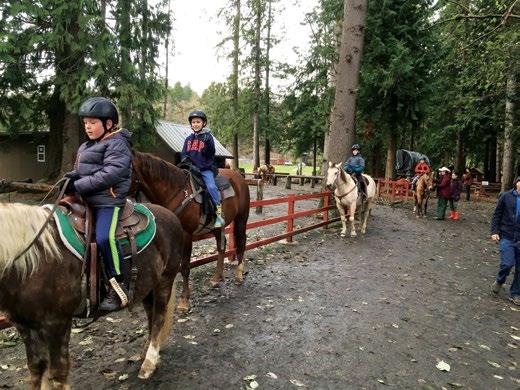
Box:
[131,152,250,311]
[0,202,183,388]
[413,173,434,217]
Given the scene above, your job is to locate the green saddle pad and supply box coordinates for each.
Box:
[48,203,156,261]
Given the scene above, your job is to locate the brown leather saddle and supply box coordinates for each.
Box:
[58,195,149,315]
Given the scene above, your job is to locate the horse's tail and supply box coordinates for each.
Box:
[0,203,61,280]
[158,275,177,347]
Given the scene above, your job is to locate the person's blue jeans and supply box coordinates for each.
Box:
[497,238,520,296]
[201,169,221,206]
[95,207,124,281]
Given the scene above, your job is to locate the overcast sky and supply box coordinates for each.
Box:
[166,0,319,95]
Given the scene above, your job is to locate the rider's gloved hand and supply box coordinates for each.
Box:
[64,171,80,180]
[63,179,77,194]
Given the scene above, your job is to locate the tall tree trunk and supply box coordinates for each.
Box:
[263,0,272,165]
[98,0,110,96]
[163,0,172,119]
[385,130,396,179]
[312,136,317,176]
[454,130,464,175]
[483,138,490,180]
[489,131,497,182]
[501,76,516,191]
[252,0,262,171]
[231,0,241,170]
[325,0,367,165]
[118,0,132,128]
[371,138,382,177]
[46,5,84,178]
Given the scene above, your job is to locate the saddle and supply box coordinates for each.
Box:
[177,159,235,233]
[350,174,368,198]
[57,195,150,316]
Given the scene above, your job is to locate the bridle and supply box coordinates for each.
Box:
[330,168,357,199]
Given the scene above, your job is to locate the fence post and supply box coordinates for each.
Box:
[300,177,304,186]
[285,176,292,189]
[323,192,329,228]
[273,175,278,186]
[255,179,264,214]
[286,194,295,242]
[391,181,396,202]
[227,222,235,261]
[376,179,381,198]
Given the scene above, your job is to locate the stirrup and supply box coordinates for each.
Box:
[109,277,128,307]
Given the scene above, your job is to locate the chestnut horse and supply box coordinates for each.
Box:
[0,202,183,388]
[413,172,434,217]
[131,152,250,311]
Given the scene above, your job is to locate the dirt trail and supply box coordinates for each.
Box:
[1,190,519,389]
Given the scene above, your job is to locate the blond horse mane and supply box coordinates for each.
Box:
[0,203,61,280]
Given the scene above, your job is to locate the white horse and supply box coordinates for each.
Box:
[326,162,376,237]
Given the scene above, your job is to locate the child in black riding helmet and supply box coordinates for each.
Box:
[64,97,132,312]
[181,110,224,227]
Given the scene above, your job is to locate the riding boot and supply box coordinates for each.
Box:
[214,205,224,228]
[99,280,128,312]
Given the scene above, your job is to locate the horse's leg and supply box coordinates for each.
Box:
[424,196,429,217]
[18,326,48,389]
[210,229,225,287]
[139,275,177,379]
[44,320,73,390]
[233,215,248,283]
[177,233,192,312]
[349,203,357,237]
[361,200,370,234]
[141,293,154,359]
[337,201,348,237]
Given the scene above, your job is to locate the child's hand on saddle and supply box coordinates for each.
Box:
[62,179,77,195]
[491,234,500,242]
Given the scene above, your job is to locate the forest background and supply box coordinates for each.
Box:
[0,0,518,188]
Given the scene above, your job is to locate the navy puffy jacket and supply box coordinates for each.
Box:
[67,128,132,208]
[491,190,520,240]
[181,128,216,171]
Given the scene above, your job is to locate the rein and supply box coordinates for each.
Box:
[333,169,357,199]
[8,177,69,264]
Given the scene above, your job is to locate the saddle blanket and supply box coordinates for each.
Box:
[45,203,156,261]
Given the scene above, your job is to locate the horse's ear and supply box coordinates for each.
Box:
[335,162,342,169]
[328,161,332,168]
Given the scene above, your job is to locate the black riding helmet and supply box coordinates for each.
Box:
[188,110,207,125]
[352,143,360,151]
[79,97,119,130]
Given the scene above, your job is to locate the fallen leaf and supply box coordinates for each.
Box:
[101,368,118,380]
[436,361,451,372]
[183,335,196,340]
[79,336,93,346]
[487,361,501,368]
[493,375,503,380]
[377,379,386,384]
[213,329,221,333]
[105,317,122,323]
[118,373,129,381]
[511,335,520,341]
[511,326,519,331]
[447,382,463,388]
[479,344,491,351]
[266,372,278,379]
[114,357,125,363]
[187,341,198,345]
[243,374,257,381]
[127,354,141,362]
[249,381,259,389]
[71,328,84,334]
[507,343,517,349]
[177,318,189,323]
[290,379,305,387]
[225,324,234,329]
[392,323,399,329]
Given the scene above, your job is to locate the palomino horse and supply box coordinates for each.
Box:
[0,202,183,388]
[413,172,434,217]
[257,164,275,184]
[326,162,376,237]
[132,152,250,311]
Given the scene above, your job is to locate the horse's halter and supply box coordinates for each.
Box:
[331,168,357,199]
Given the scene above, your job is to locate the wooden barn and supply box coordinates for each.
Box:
[0,120,233,181]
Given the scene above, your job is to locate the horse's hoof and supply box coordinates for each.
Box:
[340,233,346,237]
[235,273,244,284]
[350,233,357,238]
[138,360,156,379]
[209,277,222,288]
[176,299,190,313]
[361,230,366,235]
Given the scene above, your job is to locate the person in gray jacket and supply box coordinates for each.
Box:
[64,97,132,312]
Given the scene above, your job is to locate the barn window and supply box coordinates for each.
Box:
[37,145,45,162]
